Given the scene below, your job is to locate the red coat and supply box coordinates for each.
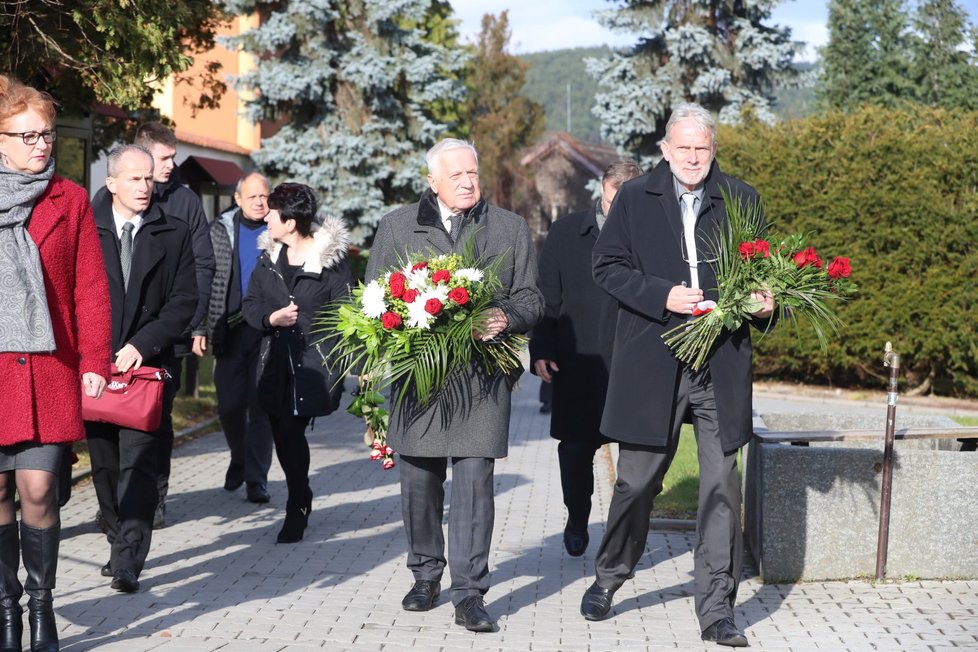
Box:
[0,175,112,446]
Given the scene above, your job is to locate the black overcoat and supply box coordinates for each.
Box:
[592,160,771,454]
[93,203,198,370]
[529,204,616,443]
[242,217,353,419]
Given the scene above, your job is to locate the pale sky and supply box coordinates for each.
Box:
[449,0,978,61]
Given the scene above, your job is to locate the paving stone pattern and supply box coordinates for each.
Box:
[52,376,978,651]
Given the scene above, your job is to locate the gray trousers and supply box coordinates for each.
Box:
[594,367,743,631]
[399,455,495,606]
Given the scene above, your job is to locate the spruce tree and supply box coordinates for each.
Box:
[911,0,978,110]
[465,12,545,212]
[223,0,468,243]
[587,0,798,156]
[819,0,915,110]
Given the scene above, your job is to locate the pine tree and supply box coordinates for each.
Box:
[587,0,798,156]
[222,0,468,243]
[819,0,915,110]
[465,12,545,212]
[910,0,978,110]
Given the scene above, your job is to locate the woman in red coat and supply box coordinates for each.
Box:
[0,76,111,652]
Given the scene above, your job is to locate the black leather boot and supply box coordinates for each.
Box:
[20,523,58,652]
[0,523,23,652]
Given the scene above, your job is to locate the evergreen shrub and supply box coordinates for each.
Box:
[718,105,978,395]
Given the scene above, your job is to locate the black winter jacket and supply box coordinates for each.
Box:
[242,217,352,418]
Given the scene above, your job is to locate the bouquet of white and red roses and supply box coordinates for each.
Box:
[315,250,526,468]
[662,193,857,370]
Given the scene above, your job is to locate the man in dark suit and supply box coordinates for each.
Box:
[191,172,274,503]
[579,104,774,648]
[86,144,197,593]
[530,159,643,557]
[92,122,214,528]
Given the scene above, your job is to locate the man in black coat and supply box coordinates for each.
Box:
[529,159,643,557]
[92,122,215,528]
[86,144,197,593]
[192,172,274,503]
[579,104,774,648]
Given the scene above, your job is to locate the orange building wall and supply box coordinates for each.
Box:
[153,15,261,156]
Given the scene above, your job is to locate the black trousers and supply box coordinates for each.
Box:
[593,367,742,631]
[214,324,273,484]
[268,413,311,509]
[399,455,495,606]
[557,439,602,529]
[87,382,175,576]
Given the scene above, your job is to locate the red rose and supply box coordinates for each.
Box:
[827,256,851,279]
[369,449,383,461]
[382,458,396,470]
[432,269,451,284]
[448,287,470,305]
[402,288,419,303]
[381,311,402,330]
[793,246,823,269]
[389,272,406,298]
[738,241,755,260]
[754,239,771,258]
[411,261,428,272]
[424,298,443,315]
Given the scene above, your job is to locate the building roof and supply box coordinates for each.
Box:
[520,132,619,177]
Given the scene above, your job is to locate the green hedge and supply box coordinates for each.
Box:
[717,105,978,396]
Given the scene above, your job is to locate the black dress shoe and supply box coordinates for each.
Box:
[401,580,440,611]
[580,581,616,621]
[246,482,271,504]
[224,466,244,491]
[701,617,749,647]
[111,569,140,593]
[100,561,112,577]
[563,527,589,557]
[453,595,494,632]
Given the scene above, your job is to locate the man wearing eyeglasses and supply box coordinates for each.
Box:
[579,103,775,648]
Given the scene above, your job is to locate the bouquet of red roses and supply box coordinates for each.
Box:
[315,250,527,468]
[662,193,856,370]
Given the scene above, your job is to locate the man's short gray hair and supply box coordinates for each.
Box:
[235,171,270,195]
[426,138,479,176]
[602,159,644,190]
[107,144,154,177]
[664,103,717,144]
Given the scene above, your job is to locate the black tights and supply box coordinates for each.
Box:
[269,414,311,509]
[0,469,59,529]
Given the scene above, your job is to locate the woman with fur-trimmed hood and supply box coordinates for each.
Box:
[243,183,352,544]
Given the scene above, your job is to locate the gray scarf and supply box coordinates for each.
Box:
[0,157,56,352]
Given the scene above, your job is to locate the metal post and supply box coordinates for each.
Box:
[876,342,900,580]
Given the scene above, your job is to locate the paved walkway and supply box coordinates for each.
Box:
[53,377,978,651]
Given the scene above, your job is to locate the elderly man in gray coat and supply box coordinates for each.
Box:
[366,138,543,633]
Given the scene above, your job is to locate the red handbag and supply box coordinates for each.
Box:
[82,364,169,432]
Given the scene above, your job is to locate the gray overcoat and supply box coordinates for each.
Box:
[366,189,544,458]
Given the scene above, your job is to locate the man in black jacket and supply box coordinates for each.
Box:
[579,104,774,648]
[86,144,197,593]
[529,159,642,558]
[192,172,274,503]
[93,123,215,528]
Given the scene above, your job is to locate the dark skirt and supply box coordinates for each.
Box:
[0,442,65,474]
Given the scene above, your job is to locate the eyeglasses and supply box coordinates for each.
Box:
[680,233,719,265]
[0,130,57,146]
